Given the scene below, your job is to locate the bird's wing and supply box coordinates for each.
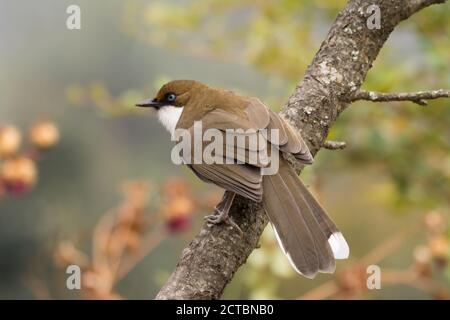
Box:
[263,111,313,164]
[247,98,313,164]
[177,98,312,201]
[180,109,266,201]
[188,163,263,202]
[201,97,270,132]
[179,96,312,163]
[201,98,312,162]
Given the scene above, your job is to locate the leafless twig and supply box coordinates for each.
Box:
[351,89,450,106]
[323,140,347,150]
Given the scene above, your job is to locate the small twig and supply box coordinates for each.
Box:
[298,281,340,300]
[323,140,347,150]
[92,208,117,269]
[360,224,420,265]
[351,89,450,106]
[381,268,418,285]
[383,268,449,297]
[110,211,136,282]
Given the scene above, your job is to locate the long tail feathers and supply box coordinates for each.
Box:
[262,159,349,278]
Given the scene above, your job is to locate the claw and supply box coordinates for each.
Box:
[204,209,244,237]
[204,208,227,223]
[225,217,244,238]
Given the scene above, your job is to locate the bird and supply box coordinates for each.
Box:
[136,80,349,278]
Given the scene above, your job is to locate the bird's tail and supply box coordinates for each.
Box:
[262,158,349,278]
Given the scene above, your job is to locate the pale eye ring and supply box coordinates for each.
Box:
[166,93,176,102]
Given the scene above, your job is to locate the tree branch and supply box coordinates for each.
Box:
[324,140,347,150]
[351,89,450,106]
[155,0,448,300]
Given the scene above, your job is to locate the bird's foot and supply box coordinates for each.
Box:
[204,209,244,237]
[204,207,229,224]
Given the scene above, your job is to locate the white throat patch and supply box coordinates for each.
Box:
[157,106,184,137]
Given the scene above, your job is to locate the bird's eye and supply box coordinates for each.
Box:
[166,93,176,102]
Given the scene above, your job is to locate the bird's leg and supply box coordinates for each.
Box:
[204,191,242,235]
[205,191,235,223]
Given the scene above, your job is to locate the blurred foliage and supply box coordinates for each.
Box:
[50,179,220,299]
[65,77,172,116]
[66,82,145,117]
[116,0,450,299]
[298,210,450,300]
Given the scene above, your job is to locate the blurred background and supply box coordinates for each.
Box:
[0,0,449,300]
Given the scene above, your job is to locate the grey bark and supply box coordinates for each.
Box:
[156,0,448,300]
[352,89,450,106]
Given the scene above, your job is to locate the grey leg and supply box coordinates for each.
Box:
[204,191,243,235]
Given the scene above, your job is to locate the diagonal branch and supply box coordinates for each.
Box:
[156,0,448,300]
[351,89,450,106]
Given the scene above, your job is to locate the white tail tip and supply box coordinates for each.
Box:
[328,232,350,259]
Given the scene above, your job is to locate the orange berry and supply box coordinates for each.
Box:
[164,196,195,233]
[165,196,195,219]
[29,120,60,150]
[428,236,449,259]
[0,125,22,158]
[166,215,190,234]
[336,265,367,294]
[0,156,37,194]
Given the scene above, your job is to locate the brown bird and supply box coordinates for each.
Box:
[137,80,349,278]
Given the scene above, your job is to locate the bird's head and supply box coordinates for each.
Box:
[136,80,201,109]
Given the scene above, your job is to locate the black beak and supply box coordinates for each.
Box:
[135,98,164,108]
